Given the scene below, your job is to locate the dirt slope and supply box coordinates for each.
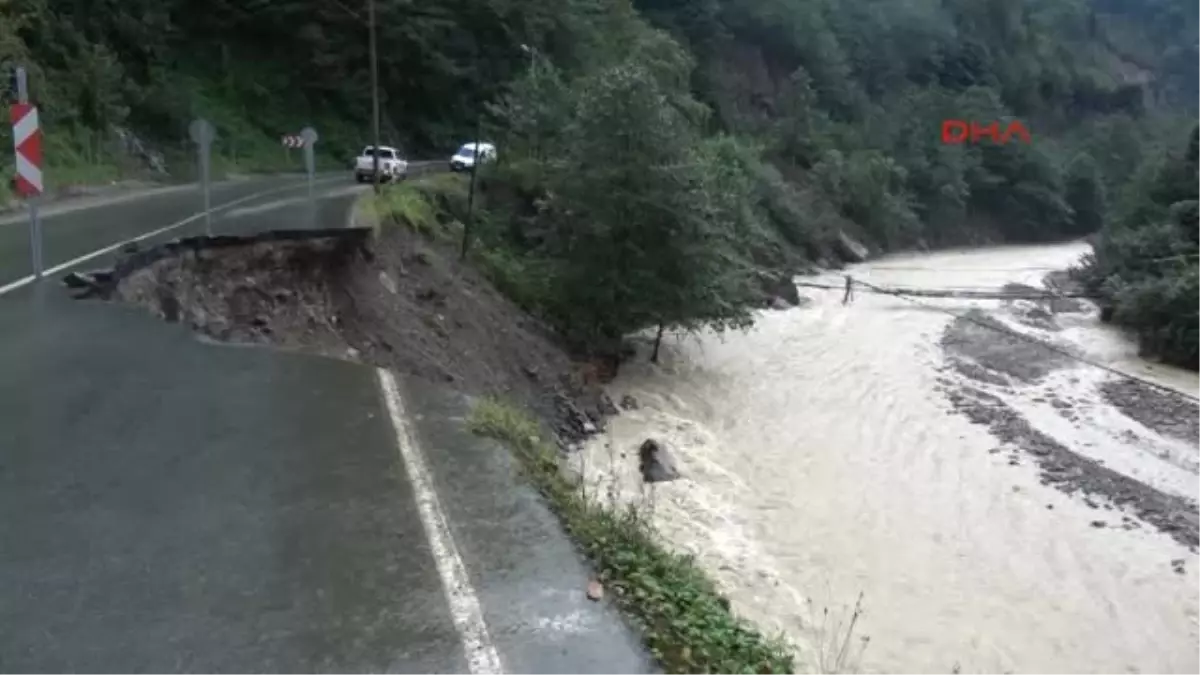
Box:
[110,223,614,445]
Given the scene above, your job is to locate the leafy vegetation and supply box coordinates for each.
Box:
[474,0,1197,358]
[364,172,469,238]
[468,397,796,674]
[1075,125,1198,370]
[483,38,769,355]
[35,0,1179,362]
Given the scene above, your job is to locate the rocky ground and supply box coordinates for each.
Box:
[935,278,1199,550]
[97,224,617,449]
[83,197,820,452]
[1099,379,1200,444]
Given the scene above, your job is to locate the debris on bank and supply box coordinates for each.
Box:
[65,224,617,449]
[936,298,1199,549]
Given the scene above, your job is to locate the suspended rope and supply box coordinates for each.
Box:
[795,280,1100,300]
[865,265,1063,272]
[808,277,1199,403]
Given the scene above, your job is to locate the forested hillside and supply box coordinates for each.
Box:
[1,0,1195,361]
[2,0,1194,230]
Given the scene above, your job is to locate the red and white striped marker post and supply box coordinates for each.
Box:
[10,67,43,278]
[11,104,42,198]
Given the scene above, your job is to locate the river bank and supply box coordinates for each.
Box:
[577,240,1199,673]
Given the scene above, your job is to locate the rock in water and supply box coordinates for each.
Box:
[757,271,801,307]
[638,439,681,483]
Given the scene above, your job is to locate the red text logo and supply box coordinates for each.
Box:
[941,120,1031,145]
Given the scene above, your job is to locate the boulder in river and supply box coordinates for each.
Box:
[638,438,681,483]
[757,271,801,307]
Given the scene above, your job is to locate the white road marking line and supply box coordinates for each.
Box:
[0,177,341,297]
[222,196,307,219]
[376,368,504,675]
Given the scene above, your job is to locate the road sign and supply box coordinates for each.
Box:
[11,66,43,280]
[188,118,215,146]
[300,127,319,145]
[10,102,43,197]
[282,135,305,148]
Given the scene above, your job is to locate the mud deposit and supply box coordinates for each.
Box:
[96,227,613,445]
[577,242,1199,674]
[938,309,1199,548]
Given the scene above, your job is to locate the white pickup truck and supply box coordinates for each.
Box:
[354,145,408,183]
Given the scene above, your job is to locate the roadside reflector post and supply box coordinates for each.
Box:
[188,118,215,236]
[11,66,44,280]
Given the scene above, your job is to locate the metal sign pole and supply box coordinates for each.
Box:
[201,148,211,235]
[300,127,318,204]
[14,67,43,279]
[188,119,215,236]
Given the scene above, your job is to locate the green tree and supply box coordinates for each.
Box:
[1064,153,1106,235]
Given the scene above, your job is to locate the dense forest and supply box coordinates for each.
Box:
[1,0,1196,363]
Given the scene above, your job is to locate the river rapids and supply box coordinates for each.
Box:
[578,241,1199,674]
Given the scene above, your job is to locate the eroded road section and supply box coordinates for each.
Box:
[0,175,649,673]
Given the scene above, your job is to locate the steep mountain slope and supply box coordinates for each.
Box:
[2,0,1195,250]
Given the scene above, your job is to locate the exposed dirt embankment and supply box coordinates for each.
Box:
[80,225,615,447]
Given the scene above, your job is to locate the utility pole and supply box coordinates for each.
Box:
[520,44,542,167]
[368,0,382,194]
[461,113,481,261]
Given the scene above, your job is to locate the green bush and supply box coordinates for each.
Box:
[1078,125,1199,370]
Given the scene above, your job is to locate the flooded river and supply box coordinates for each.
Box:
[579,241,1199,673]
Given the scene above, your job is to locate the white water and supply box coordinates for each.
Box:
[579,241,1199,674]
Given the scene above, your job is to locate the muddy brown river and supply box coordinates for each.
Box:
[580,241,1199,674]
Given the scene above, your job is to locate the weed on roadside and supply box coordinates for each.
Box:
[367,174,470,242]
[468,397,796,674]
[811,592,870,674]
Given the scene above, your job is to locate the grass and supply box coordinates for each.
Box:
[467,397,797,674]
[374,182,440,235]
[364,172,472,240]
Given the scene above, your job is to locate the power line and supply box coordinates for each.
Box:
[796,280,1100,299]
[866,265,1064,272]
[829,277,1200,403]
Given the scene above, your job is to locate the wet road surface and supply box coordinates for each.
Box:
[0,175,651,672]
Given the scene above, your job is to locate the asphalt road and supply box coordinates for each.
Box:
[0,174,651,672]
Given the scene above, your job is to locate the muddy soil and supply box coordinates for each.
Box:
[940,307,1075,384]
[938,304,1199,549]
[109,225,614,447]
[1100,378,1200,444]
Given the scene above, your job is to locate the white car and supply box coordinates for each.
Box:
[449,142,497,173]
[355,145,408,183]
